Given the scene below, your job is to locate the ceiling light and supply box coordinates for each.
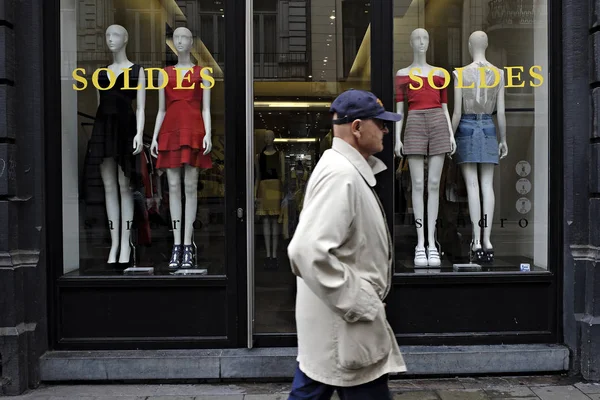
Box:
[330,15,335,20]
[255,101,332,109]
[275,138,317,143]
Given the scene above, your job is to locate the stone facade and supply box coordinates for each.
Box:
[561,0,600,381]
[0,0,47,396]
[1,0,600,395]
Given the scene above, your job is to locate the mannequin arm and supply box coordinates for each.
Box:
[441,103,456,155]
[394,101,404,157]
[202,77,212,155]
[150,72,166,158]
[451,84,463,133]
[496,75,508,158]
[132,67,146,155]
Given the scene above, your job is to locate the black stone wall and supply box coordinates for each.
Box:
[0,0,48,395]
[562,0,600,381]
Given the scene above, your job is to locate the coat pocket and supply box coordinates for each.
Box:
[337,303,392,370]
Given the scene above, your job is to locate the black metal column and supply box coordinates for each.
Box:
[371,0,395,238]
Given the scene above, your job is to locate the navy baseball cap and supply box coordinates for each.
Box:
[330,89,402,124]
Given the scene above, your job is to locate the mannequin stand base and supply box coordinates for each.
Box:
[123,267,155,276]
[171,260,210,276]
[413,264,439,269]
[453,263,482,272]
[172,268,208,276]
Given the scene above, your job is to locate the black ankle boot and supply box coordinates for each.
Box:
[169,245,183,269]
[181,245,195,269]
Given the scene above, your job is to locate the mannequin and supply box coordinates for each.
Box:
[254,130,285,269]
[150,27,213,269]
[395,28,456,267]
[451,31,508,264]
[83,24,146,265]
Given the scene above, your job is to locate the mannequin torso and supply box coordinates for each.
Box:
[453,61,504,115]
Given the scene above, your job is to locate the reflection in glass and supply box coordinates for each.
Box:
[393,0,548,272]
[253,0,371,334]
[60,1,226,276]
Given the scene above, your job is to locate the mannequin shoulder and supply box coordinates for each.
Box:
[396,67,410,77]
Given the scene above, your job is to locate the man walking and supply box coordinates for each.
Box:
[287,89,407,399]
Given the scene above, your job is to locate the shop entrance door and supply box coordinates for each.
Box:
[245,0,374,347]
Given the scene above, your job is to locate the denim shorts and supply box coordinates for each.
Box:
[454,114,499,164]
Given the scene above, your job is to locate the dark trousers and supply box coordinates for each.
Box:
[288,363,392,400]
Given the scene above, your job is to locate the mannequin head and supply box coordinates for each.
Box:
[264,130,275,146]
[468,31,488,56]
[173,27,194,54]
[409,28,429,54]
[105,25,128,53]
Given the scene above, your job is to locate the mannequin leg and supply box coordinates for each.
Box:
[99,158,120,264]
[407,156,427,266]
[263,217,272,258]
[407,156,425,248]
[117,165,134,263]
[183,165,200,246]
[426,154,445,248]
[425,154,445,266]
[460,163,482,249]
[479,164,495,250]
[271,216,280,257]
[166,168,183,245]
[166,168,184,268]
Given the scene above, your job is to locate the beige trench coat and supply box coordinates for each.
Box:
[288,137,407,387]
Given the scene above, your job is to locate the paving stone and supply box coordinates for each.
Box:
[145,397,195,400]
[531,385,590,400]
[93,398,148,400]
[437,389,490,400]
[575,382,600,394]
[520,376,580,387]
[192,396,244,400]
[406,379,465,390]
[489,398,540,400]
[244,395,287,400]
[393,391,440,399]
[485,386,536,397]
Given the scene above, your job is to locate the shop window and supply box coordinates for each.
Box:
[59,0,226,277]
[393,0,549,273]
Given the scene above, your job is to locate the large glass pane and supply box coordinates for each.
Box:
[253,0,372,333]
[393,0,548,272]
[60,0,226,276]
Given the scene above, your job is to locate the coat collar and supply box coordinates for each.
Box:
[331,137,387,187]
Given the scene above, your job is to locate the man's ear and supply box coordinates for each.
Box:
[351,119,362,133]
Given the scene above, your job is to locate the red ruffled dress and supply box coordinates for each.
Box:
[156,65,213,170]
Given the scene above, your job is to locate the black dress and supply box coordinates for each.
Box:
[81,64,144,203]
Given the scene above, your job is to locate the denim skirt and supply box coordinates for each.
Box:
[454,114,499,164]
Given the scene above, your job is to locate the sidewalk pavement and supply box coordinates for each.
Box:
[8,374,600,399]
